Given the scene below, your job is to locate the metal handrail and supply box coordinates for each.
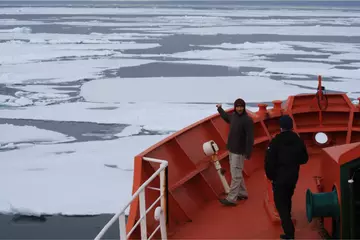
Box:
[94,157,168,240]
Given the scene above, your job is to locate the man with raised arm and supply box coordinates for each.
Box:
[216,98,254,206]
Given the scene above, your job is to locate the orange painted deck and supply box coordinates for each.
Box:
[168,152,322,239]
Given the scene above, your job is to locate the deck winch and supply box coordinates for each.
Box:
[305,187,340,223]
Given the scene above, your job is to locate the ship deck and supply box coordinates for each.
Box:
[169,152,323,239]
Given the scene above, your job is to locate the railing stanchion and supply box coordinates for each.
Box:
[160,163,167,224]
[119,213,127,239]
[94,157,168,240]
[139,190,147,239]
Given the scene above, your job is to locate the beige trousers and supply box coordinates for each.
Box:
[226,152,248,202]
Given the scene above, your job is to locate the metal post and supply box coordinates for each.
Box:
[349,180,355,239]
[159,163,167,224]
[212,154,230,193]
[119,213,127,240]
[159,209,167,240]
[139,191,147,239]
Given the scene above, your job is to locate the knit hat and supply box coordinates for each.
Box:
[279,115,293,130]
[234,98,245,108]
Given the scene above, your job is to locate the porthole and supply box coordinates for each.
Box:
[314,132,329,145]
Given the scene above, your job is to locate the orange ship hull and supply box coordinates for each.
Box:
[126,78,360,239]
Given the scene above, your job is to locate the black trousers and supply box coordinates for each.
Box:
[273,182,296,237]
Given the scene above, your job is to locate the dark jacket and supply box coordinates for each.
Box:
[217,107,254,159]
[264,130,309,185]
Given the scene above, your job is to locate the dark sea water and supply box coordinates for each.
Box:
[0,214,119,239]
[0,0,359,239]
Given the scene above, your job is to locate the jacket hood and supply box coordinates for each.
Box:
[234,98,246,115]
[234,98,246,108]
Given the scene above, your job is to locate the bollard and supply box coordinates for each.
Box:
[272,100,282,111]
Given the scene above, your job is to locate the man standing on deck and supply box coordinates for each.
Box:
[264,115,309,239]
[216,98,254,206]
